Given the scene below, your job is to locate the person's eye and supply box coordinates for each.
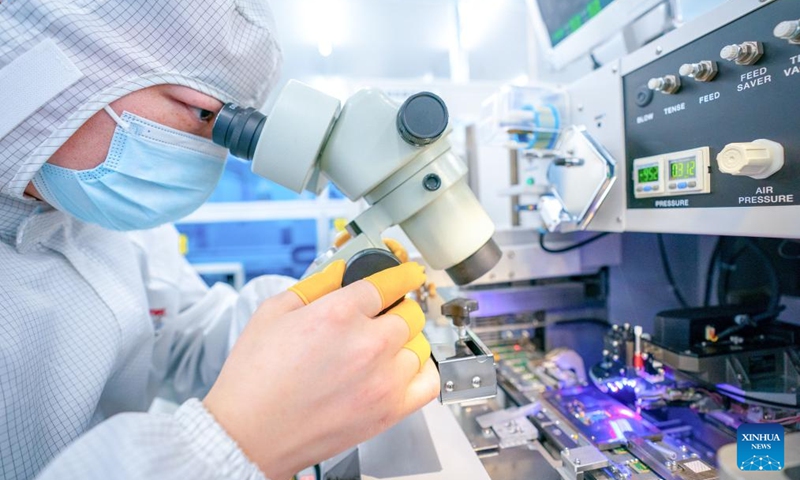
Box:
[191,107,216,123]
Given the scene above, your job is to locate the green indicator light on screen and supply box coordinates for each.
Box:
[526,178,535,186]
[569,15,582,32]
[587,0,602,17]
[638,166,659,183]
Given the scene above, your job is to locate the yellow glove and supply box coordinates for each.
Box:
[363,262,426,311]
[384,298,431,369]
[382,238,409,263]
[404,333,431,369]
[288,260,345,305]
[334,231,409,264]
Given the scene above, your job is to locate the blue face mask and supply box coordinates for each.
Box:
[33,108,228,231]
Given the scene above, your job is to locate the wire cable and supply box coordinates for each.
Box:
[717,242,748,307]
[778,239,800,259]
[657,234,689,308]
[717,239,780,312]
[539,231,610,254]
[704,237,723,307]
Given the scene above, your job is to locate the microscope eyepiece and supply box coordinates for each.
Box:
[212,103,267,160]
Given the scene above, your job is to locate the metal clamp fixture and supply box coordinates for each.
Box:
[431,298,497,404]
[558,445,610,480]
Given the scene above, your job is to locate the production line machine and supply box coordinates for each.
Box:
[207,0,800,478]
[422,0,800,479]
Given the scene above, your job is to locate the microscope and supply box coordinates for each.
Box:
[212,80,499,402]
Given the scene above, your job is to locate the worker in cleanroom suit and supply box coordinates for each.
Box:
[0,1,438,480]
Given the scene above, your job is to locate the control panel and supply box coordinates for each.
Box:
[624,0,799,210]
[632,147,711,198]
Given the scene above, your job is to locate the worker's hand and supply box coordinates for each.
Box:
[288,259,347,305]
[334,231,409,263]
[203,262,438,480]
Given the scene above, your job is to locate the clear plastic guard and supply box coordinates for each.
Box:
[478,85,568,151]
[538,126,617,233]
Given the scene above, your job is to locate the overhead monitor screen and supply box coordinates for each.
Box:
[536,0,617,47]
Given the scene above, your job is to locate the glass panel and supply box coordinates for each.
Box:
[177,220,318,283]
[209,157,315,202]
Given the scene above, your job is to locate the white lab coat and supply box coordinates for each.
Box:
[1,0,287,476]
[0,193,296,479]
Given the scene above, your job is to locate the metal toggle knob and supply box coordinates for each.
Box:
[647,75,681,94]
[720,41,763,65]
[679,61,718,82]
[774,20,800,44]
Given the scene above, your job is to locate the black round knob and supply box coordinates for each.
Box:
[635,85,654,108]
[341,248,403,314]
[423,173,442,191]
[397,92,449,147]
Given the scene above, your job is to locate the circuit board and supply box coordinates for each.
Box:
[543,386,662,450]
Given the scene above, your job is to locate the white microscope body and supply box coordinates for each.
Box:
[214,80,501,285]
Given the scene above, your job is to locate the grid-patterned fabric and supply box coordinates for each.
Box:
[1,3,285,476]
[0,0,282,198]
[0,203,289,478]
[36,400,267,480]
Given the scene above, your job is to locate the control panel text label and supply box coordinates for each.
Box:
[699,92,720,104]
[738,67,771,91]
[663,103,685,115]
[739,194,794,205]
[637,113,654,124]
[740,186,794,205]
[654,199,689,208]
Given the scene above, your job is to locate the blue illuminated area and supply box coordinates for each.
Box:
[177,220,318,282]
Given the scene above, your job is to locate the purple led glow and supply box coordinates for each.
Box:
[604,377,639,393]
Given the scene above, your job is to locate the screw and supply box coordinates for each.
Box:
[423,173,442,191]
[472,376,482,388]
[445,381,454,392]
[656,46,663,55]
[575,459,582,465]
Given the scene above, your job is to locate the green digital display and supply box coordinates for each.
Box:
[669,157,697,180]
[637,165,659,183]
[546,0,616,46]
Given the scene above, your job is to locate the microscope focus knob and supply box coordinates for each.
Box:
[397,92,449,147]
